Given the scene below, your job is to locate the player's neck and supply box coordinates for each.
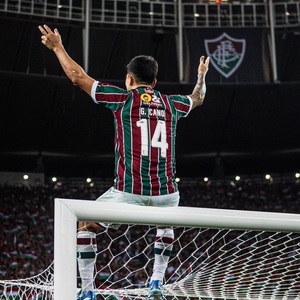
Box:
[135,84,153,89]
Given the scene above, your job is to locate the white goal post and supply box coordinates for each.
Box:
[54,198,300,299]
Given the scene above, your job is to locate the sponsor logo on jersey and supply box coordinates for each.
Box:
[151,95,162,105]
[141,93,162,106]
[141,93,152,102]
[204,32,246,78]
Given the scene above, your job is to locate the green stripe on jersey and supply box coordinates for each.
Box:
[122,97,133,191]
[114,117,120,188]
[140,110,151,194]
[170,98,178,192]
[157,158,168,195]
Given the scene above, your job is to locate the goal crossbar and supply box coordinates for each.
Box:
[54,198,300,299]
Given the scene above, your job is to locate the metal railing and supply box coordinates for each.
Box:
[1,0,299,28]
[90,1,177,27]
[183,3,268,27]
[1,0,84,21]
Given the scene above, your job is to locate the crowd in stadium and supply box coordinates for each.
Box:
[1,176,300,282]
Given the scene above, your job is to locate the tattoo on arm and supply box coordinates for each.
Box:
[191,73,206,108]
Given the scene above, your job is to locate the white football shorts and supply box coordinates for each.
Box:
[95,187,179,230]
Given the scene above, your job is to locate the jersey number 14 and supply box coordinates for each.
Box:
[136,120,169,158]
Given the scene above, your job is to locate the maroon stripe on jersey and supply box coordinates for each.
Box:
[95,92,117,103]
[155,236,174,244]
[94,83,129,104]
[131,90,142,195]
[114,107,125,192]
[162,94,175,194]
[149,116,159,195]
[77,237,96,245]
[172,97,191,114]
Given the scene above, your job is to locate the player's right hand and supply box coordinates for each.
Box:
[38,24,62,51]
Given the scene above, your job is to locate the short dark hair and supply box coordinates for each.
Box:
[126,55,158,85]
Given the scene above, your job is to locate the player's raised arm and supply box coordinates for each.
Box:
[38,24,94,96]
[189,55,210,109]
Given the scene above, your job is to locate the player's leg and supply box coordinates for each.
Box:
[77,221,101,300]
[77,187,126,300]
[148,192,179,299]
[148,226,174,300]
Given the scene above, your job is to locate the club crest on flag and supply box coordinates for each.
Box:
[204,32,246,78]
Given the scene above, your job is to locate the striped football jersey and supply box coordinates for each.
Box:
[91,81,192,196]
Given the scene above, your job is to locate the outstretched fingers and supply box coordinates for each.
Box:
[198,55,210,74]
[200,55,205,64]
[38,24,53,35]
[38,24,61,50]
[38,25,49,46]
[200,55,210,65]
[38,25,47,36]
[204,56,210,68]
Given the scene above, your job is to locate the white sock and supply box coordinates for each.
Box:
[151,228,174,283]
[77,231,97,292]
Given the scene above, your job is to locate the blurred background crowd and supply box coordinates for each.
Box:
[1,175,300,281]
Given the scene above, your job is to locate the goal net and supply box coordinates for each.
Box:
[1,199,300,299]
[0,262,54,299]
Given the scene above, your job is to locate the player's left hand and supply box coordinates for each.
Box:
[198,56,210,75]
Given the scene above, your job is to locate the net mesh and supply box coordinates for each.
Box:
[0,262,54,299]
[91,225,300,299]
[2,225,300,299]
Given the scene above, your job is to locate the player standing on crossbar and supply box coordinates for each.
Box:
[38,24,209,300]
